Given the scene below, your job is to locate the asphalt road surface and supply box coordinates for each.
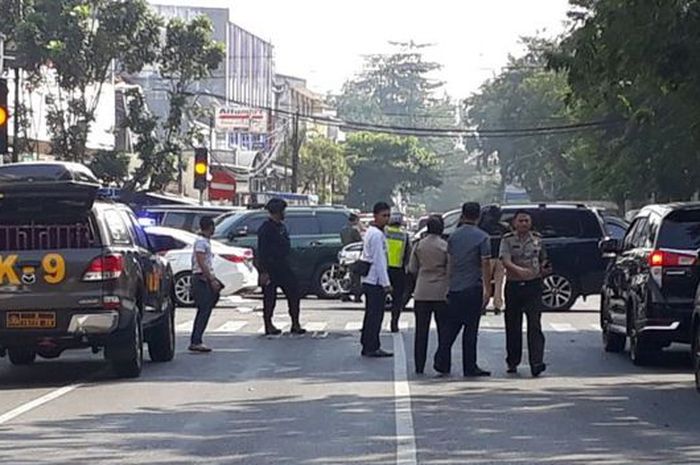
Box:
[1,296,699,465]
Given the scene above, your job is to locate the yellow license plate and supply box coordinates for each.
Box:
[6,312,56,329]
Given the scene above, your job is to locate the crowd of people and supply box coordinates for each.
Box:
[187,198,551,378]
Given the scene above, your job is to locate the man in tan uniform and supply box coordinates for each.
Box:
[499,210,551,377]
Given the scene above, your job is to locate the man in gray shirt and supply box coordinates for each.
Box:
[434,202,491,377]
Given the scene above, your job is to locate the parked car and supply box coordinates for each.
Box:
[601,203,700,365]
[418,203,611,311]
[145,226,258,307]
[136,205,244,232]
[601,214,629,240]
[213,206,351,299]
[0,162,175,378]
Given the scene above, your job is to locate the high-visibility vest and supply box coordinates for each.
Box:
[386,226,407,268]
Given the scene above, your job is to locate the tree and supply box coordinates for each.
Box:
[345,132,441,211]
[299,137,350,204]
[89,149,130,184]
[11,0,161,162]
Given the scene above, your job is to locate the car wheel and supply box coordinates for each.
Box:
[601,295,626,353]
[148,295,176,363]
[315,264,343,300]
[629,330,658,366]
[8,348,36,366]
[174,272,195,307]
[542,274,577,311]
[693,323,700,393]
[109,311,144,379]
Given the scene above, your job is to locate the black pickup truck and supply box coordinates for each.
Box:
[0,162,175,378]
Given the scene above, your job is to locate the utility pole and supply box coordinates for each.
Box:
[290,110,300,193]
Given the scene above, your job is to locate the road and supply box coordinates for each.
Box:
[1,296,699,465]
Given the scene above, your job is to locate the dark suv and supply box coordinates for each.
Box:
[213,206,350,298]
[601,203,700,365]
[432,203,610,311]
[0,162,175,378]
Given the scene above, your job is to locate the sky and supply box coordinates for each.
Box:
[155,0,573,99]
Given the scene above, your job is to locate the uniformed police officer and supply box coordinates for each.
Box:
[499,210,551,377]
[386,213,411,332]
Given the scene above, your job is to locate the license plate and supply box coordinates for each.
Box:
[6,312,56,329]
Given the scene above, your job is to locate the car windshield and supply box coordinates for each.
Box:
[213,212,245,237]
[657,210,700,250]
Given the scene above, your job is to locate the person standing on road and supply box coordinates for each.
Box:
[500,210,550,377]
[386,213,411,332]
[408,215,449,374]
[481,206,507,315]
[360,202,393,358]
[189,216,223,353]
[257,198,307,336]
[434,202,492,377]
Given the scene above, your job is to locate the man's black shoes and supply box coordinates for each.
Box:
[531,363,547,378]
[362,349,393,358]
[507,365,518,374]
[290,326,307,335]
[264,326,282,336]
[464,367,491,377]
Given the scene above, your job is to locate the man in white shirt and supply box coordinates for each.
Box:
[189,216,222,353]
[360,202,393,358]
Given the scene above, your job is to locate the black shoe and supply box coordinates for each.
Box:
[507,365,518,374]
[265,326,282,336]
[464,367,491,377]
[531,363,547,378]
[290,326,307,335]
[390,323,399,333]
[494,308,502,315]
[416,369,424,375]
[362,349,393,358]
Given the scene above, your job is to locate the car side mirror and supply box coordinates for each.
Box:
[600,237,621,254]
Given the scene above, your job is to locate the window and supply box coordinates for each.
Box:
[162,212,191,230]
[104,210,131,245]
[242,215,267,235]
[623,218,642,251]
[120,210,151,250]
[286,215,321,235]
[657,209,700,250]
[538,210,584,238]
[318,212,349,234]
[148,234,187,253]
[605,220,628,240]
[627,217,648,249]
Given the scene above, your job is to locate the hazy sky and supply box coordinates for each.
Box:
[157,0,572,99]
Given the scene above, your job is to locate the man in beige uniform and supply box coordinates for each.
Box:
[499,210,551,377]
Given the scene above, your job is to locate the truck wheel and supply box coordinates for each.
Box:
[108,312,144,378]
[8,348,36,366]
[148,296,176,363]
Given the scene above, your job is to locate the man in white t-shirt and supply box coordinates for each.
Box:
[189,216,222,353]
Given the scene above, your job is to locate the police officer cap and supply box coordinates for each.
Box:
[389,212,404,226]
[265,198,288,214]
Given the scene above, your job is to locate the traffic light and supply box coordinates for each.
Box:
[0,79,8,156]
[193,147,209,191]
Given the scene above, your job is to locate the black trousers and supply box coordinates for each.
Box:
[263,266,301,328]
[388,268,407,325]
[191,276,220,345]
[434,287,483,375]
[413,300,447,373]
[504,279,545,368]
[361,284,386,353]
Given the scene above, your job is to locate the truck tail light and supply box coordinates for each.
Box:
[83,254,124,281]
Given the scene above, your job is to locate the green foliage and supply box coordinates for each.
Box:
[299,137,350,204]
[344,132,441,211]
[89,150,130,184]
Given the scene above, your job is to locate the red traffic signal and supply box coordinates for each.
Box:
[193,147,209,191]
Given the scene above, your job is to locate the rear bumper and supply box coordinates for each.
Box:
[0,308,133,349]
[640,301,693,345]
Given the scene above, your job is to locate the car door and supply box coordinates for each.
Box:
[605,217,643,326]
[612,217,648,326]
[285,214,322,287]
[227,213,267,250]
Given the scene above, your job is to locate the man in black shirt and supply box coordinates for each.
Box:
[257,198,306,336]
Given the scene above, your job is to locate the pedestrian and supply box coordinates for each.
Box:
[257,198,306,336]
[189,216,223,353]
[360,202,393,358]
[341,213,363,246]
[408,215,449,374]
[500,210,550,377]
[481,206,508,315]
[386,212,411,332]
[434,202,491,377]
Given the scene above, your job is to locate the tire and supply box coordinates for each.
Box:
[173,272,194,307]
[629,330,659,366]
[601,295,626,353]
[108,312,144,379]
[693,322,700,393]
[8,348,36,366]
[315,263,343,300]
[148,295,176,363]
[542,274,577,311]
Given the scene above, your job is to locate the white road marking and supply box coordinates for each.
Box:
[393,333,417,465]
[590,324,601,331]
[176,320,194,333]
[305,322,328,332]
[236,306,254,314]
[345,321,363,331]
[0,384,82,425]
[212,321,248,333]
[550,323,576,332]
[386,320,411,330]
